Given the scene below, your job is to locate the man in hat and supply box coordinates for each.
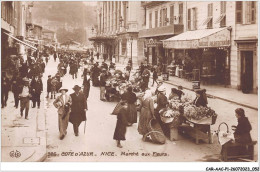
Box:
[53,87,72,140]
[19,78,32,119]
[46,75,52,98]
[1,72,10,108]
[99,69,107,101]
[142,66,150,91]
[30,76,43,108]
[11,72,23,108]
[69,85,87,136]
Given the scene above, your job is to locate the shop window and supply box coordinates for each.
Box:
[236,1,243,24]
[179,3,183,24]
[149,12,152,28]
[121,40,126,55]
[246,1,256,24]
[155,11,158,28]
[170,5,174,24]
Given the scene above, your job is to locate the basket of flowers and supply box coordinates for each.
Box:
[159,108,180,124]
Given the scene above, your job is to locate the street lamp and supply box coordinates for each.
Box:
[91,26,94,34]
[129,36,133,68]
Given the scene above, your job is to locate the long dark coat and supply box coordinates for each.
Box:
[121,91,137,123]
[69,92,87,124]
[234,117,252,144]
[113,107,128,141]
[83,79,91,99]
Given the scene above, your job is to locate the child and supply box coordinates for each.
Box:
[51,77,58,99]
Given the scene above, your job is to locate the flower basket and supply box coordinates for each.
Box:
[160,116,174,123]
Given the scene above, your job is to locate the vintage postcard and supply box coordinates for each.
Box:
[1,1,258,170]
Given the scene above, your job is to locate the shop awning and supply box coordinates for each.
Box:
[4,32,37,50]
[163,27,231,49]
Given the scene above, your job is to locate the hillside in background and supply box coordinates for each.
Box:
[32,1,97,44]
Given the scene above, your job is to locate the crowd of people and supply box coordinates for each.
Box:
[2,49,253,160]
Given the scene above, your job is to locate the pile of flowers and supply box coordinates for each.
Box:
[183,105,216,121]
[159,108,180,118]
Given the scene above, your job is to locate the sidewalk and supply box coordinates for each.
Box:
[115,63,258,110]
[159,75,258,110]
[1,84,47,162]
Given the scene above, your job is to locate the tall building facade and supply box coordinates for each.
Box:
[1,1,36,71]
[162,1,258,93]
[90,1,144,65]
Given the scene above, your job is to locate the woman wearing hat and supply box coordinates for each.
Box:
[221,108,252,159]
[155,86,169,136]
[138,90,155,140]
[69,85,87,136]
[53,87,72,140]
[113,101,129,148]
[193,89,207,107]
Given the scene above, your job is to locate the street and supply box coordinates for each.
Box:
[43,57,258,162]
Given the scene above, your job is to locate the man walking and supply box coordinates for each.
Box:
[46,75,52,98]
[30,76,43,108]
[11,73,23,108]
[99,69,107,101]
[1,72,10,108]
[53,87,72,140]
[69,85,87,136]
[19,78,32,119]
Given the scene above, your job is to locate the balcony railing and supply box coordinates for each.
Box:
[139,24,184,38]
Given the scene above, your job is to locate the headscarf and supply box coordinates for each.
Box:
[143,90,152,100]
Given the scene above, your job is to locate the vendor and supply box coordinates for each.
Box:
[169,88,179,100]
[155,86,169,136]
[193,89,208,107]
[232,108,252,144]
[221,108,252,159]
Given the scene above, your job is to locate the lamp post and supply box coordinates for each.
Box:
[129,36,133,68]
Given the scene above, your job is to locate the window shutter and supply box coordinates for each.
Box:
[170,5,174,24]
[160,9,162,26]
[251,1,256,24]
[179,3,183,24]
[188,9,191,30]
[236,1,243,24]
[193,8,197,30]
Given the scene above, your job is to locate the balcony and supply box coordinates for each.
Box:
[139,24,184,38]
[141,1,167,8]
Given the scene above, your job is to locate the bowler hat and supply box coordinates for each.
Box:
[59,87,68,93]
[73,85,81,91]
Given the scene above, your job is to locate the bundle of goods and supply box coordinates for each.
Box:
[159,107,180,124]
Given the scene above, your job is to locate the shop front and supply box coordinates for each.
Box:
[235,38,258,94]
[89,35,116,61]
[163,27,231,86]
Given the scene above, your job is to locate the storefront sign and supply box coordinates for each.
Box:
[163,40,199,49]
[199,28,230,48]
[147,38,162,48]
[163,28,231,49]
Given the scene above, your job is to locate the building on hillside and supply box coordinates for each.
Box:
[162,1,257,93]
[42,28,57,48]
[89,1,145,65]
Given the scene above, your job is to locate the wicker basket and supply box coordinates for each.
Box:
[145,119,166,144]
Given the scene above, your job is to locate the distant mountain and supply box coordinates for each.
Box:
[31,1,97,44]
[32,1,96,27]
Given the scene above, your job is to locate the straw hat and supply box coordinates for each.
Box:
[59,87,68,93]
[158,86,166,92]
